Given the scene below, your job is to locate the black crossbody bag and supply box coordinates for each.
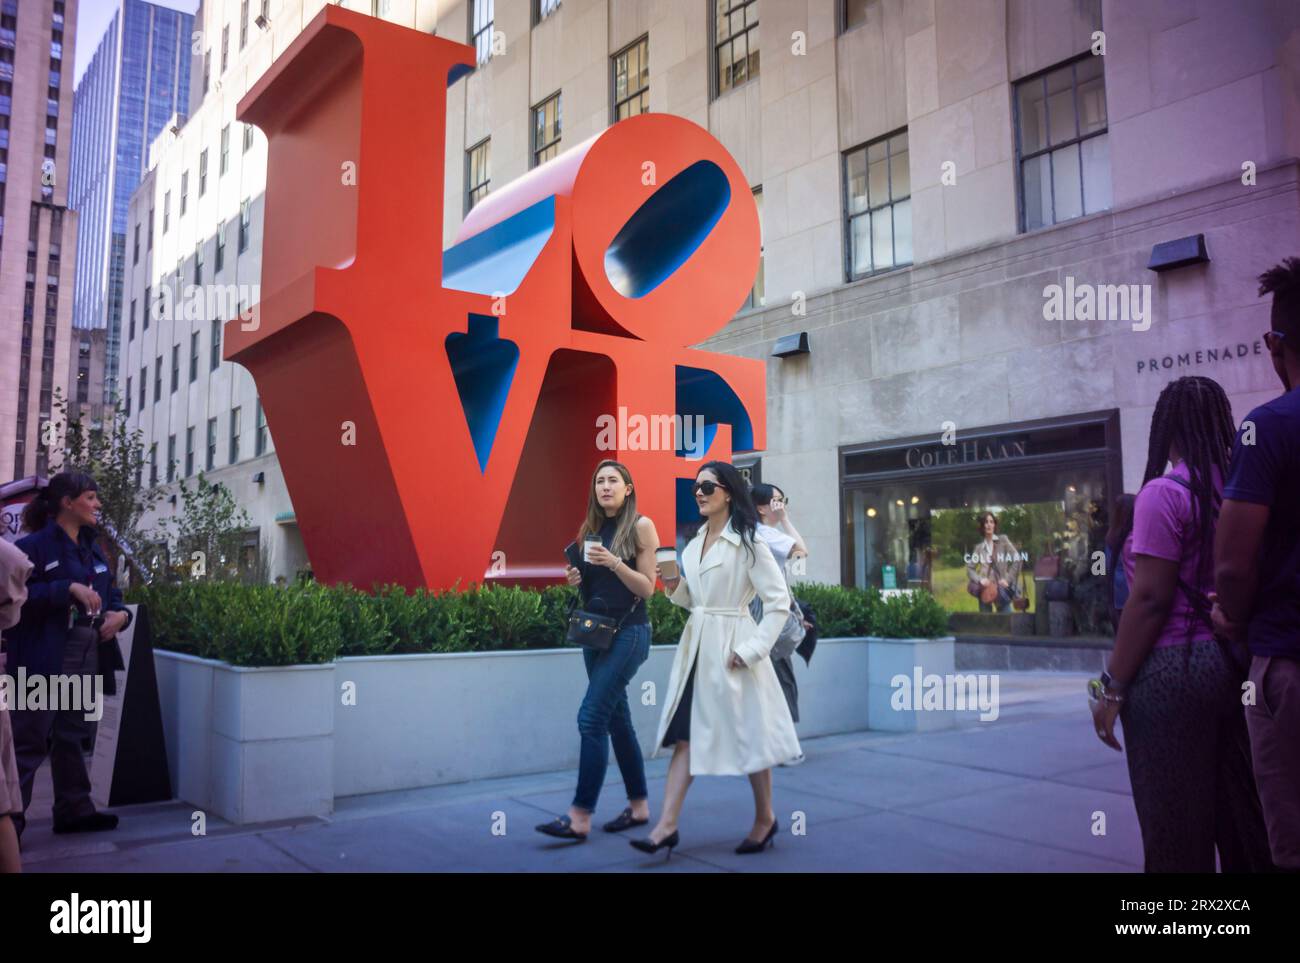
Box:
[565,595,641,651]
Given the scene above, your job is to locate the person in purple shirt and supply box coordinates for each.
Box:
[1090,375,1272,872]
[1214,256,1300,872]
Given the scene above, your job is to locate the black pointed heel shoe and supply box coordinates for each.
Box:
[603,807,650,833]
[735,820,777,854]
[534,815,588,842]
[630,830,679,859]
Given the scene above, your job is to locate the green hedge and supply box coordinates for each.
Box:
[126,580,949,666]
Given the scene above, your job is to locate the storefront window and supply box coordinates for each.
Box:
[841,412,1121,636]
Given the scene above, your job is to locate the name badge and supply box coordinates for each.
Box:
[45,560,59,571]
[94,563,108,574]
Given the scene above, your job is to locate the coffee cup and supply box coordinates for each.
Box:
[656,547,679,581]
[583,534,603,562]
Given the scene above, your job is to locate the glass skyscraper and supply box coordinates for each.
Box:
[69,0,191,407]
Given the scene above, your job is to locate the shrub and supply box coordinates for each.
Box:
[125,575,951,665]
[790,582,876,637]
[872,590,951,639]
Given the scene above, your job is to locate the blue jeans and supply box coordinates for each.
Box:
[572,621,651,813]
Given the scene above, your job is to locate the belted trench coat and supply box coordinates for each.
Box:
[652,519,801,775]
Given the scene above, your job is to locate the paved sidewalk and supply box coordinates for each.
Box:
[20,671,1143,872]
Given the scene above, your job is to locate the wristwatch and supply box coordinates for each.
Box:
[1100,668,1126,694]
[1088,669,1126,704]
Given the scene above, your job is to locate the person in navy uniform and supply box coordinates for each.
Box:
[7,471,130,840]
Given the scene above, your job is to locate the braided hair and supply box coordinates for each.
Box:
[1140,376,1235,639]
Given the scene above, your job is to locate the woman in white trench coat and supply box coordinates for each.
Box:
[631,462,801,859]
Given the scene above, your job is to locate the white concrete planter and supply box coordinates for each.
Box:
[154,637,883,824]
[154,651,334,824]
[866,636,959,732]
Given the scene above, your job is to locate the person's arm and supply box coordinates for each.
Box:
[1215,499,1268,627]
[732,540,792,668]
[772,506,808,556]
[1106,553,1179,684]
[15,540,75,615]
[1215,410,1278,629]
[612,517,659,601]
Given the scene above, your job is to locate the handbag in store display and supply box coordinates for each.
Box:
[1012,570,1031,611]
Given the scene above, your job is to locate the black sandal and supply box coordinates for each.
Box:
[534,815,588,841]
[602,807,650,833]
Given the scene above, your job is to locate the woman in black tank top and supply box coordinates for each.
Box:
[534,460,662,843]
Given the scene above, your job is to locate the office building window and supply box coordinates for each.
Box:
[163,191,170,232]
[841,0,873,32]
[255,397,268,456]
[206,416,217,470]
[143,285,150,329]
[844,130,912,280]
[180,170,188,216]
[154,356,162,401]
[221,25,229,72]
[243,123,254,152]
[195,242,204,284]
[211,319,222,370]
[238,199,250,253]
[129,298,136,341]
[1015,54,1110,231]
[133,223,140,264]
[470,0,494,65]
[713,0,758,97]
[185,426,194,476]
[167,434,176,482]
[748,186,764,309]
[199,149,208,195]
[532,93,561,167]
[125,378,132,416]
[148,206,154,249]
[216,223,225,272]
[229,406,241,463]
[534,0,561,24]
[138,366,147,409]
[149,444,158,485]
[203,48,210,93]
[466,138,490,212]
[612,36,649,121]
[240,0,249,48]
[171,344,179,393]
[220,124,230,174]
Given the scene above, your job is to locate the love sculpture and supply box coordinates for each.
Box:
[225,6,765,591]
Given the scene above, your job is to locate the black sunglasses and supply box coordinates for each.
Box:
[692,480,729,496]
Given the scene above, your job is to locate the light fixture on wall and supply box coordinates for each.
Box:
[1148,233,1209,272]
[772,332,810,358]
[910,495,920,505]
[252,471,265,485]
[866,507,877,518]
[255,14,270,30]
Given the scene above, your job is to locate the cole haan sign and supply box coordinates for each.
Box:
[904,438,1029,470]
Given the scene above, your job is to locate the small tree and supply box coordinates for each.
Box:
[47,388,165,579]
[165,472,254,582]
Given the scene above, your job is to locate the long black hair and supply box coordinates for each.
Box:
[1141,377,1234,644]
[697,461,759,564]
[1105,493,1137,557]
[21,471,99,533]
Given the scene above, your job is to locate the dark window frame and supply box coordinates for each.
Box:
[1013,51,1109,234]
[842,127,912,282]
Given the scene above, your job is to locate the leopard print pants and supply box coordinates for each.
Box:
[1119,639,1274,873]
